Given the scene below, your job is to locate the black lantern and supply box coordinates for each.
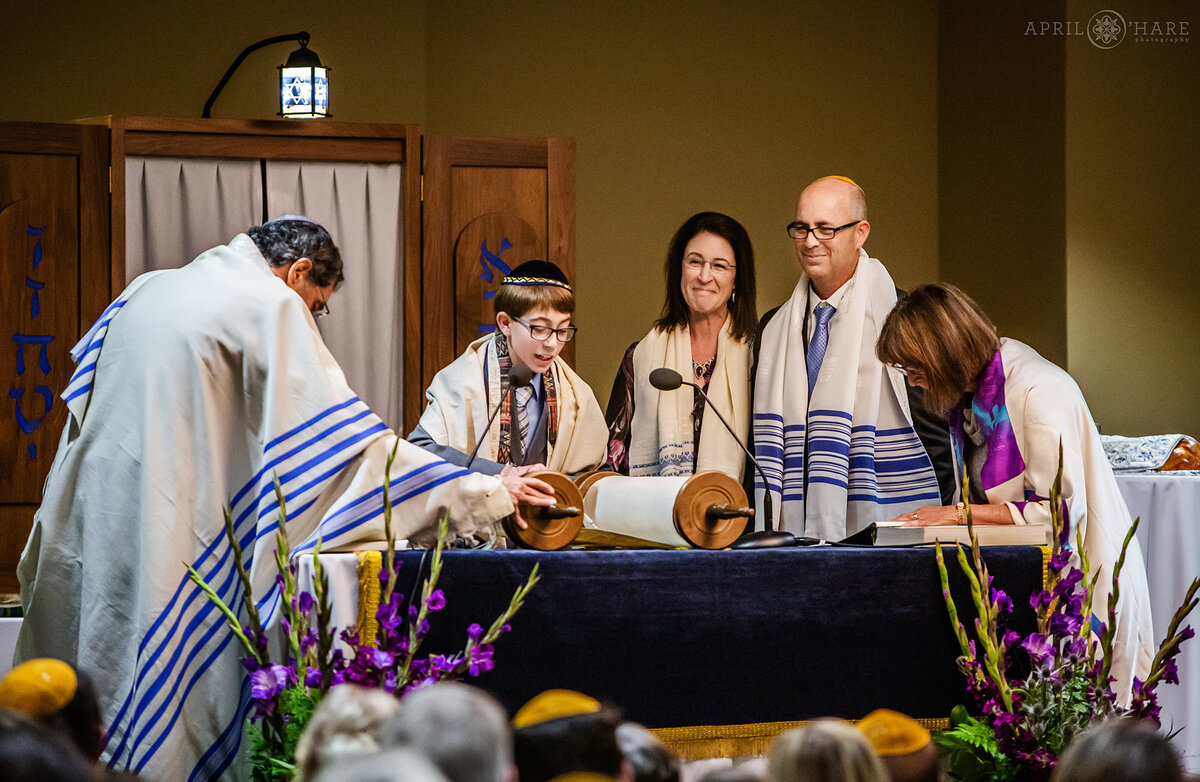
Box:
[278,38,330,118]
[203,32,330,119]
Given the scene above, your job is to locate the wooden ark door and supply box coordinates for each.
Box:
[421,136,576,395]
[0,123,109,592]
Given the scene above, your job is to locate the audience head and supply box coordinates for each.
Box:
[293,683,400,781]
[857,709,943,782]
[250,216,344,317]
[513,689,629,782]
[657,211,758,342]
[0,707,97,782]
[768,719,887,782]
[695,764,768,782]
[382,682,515,782]
[311,746,450,782]
[789,176,871,299]
[1051,718,1184,782]
[0,658,105,760]
[876,282,1000,417]
[616,722,679,782]
[494,260,577,374]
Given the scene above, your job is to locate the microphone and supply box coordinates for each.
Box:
[649,367,795,548]
[465,364,534,469]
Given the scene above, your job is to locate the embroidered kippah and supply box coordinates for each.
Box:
[0,658,78,717]
[501,259,573,291]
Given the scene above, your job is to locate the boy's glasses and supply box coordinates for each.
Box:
[511,315,577,343]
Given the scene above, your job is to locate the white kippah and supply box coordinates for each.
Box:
[264,214,320,226]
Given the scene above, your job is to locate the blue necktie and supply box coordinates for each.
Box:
[807,303,835,398]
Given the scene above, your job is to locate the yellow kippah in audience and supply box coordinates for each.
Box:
[858,708,931,755]
[513,689,601,728]
[0,658,78,717]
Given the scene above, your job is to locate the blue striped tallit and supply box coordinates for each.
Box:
[753,253,939,540]
[17,235,514,782]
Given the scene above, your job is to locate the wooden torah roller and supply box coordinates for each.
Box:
[504,470,585,550]
[581,470,753,550]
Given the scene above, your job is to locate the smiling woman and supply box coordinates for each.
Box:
[603,212,757,480]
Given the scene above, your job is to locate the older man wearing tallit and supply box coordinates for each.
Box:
[751,177,954,539]
[16,218,516,782]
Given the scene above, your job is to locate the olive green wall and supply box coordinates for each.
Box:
[423,0,939,409]
[3,0,1196,434]
[1065,0,1200,435]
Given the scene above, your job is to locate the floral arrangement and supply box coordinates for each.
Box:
[933,447,1198,781]
[188,445,539,781]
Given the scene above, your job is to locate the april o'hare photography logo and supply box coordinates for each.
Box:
[1088,10,1126,49]
[1026,8,1188,47]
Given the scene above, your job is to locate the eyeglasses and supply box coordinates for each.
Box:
[312,300,330,319]
[889,363,923,377]
[684,257,736,275]
[786,220,862,241]
[512,315,577,343]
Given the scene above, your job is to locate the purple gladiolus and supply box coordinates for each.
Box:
[1049,549,1072,572]
[992,588,1013,614]
[1022,633,1053,660]
[1163,656,1180,685]
[1030,590,1052,611]
[468,623,485,640]
[281,617,292,636]
[1049,612,1082,636]
[426,590,446,610]
[299,592,314,615]
[305,666,322,688]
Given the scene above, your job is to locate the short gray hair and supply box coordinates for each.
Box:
[382,682,513,782]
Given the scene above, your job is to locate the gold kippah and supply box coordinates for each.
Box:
[821,175,864,193]
[858,708,931,756]
[0,658,78,717]
[513,689,601,728]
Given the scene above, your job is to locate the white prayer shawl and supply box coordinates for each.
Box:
[965,338,1154,698]
[418,333,608,475]
[16,235,513,782]
[628,320,750,480]
[753,251,940,539]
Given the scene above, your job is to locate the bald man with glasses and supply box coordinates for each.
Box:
[748,177,954,542]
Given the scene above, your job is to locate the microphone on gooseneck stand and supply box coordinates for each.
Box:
[465,364,534,469]
[648,368,796,548]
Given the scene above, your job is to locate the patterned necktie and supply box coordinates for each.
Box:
[514,385,533,452]
[807,302,835,398]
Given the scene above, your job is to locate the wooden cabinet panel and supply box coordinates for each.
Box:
[422,136,577,397]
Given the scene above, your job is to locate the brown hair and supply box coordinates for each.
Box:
[876,283,1000,417]
[494,282,575,319]
[654,212,758,342]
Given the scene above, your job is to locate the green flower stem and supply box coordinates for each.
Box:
[1140,577,1200,693]
[222,505,271,664]
[380,440,400,611]
[186,564,260,662]
[271,477,305,672]
[449,564,541,679]
[955,528,1012,711]
[935,543,976,663]
[310,537,335,692]
[1099,517,1138,685]
[399,513,449,685]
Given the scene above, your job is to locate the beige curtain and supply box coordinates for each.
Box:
[123,156,405,430]
[124,156,262,281]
